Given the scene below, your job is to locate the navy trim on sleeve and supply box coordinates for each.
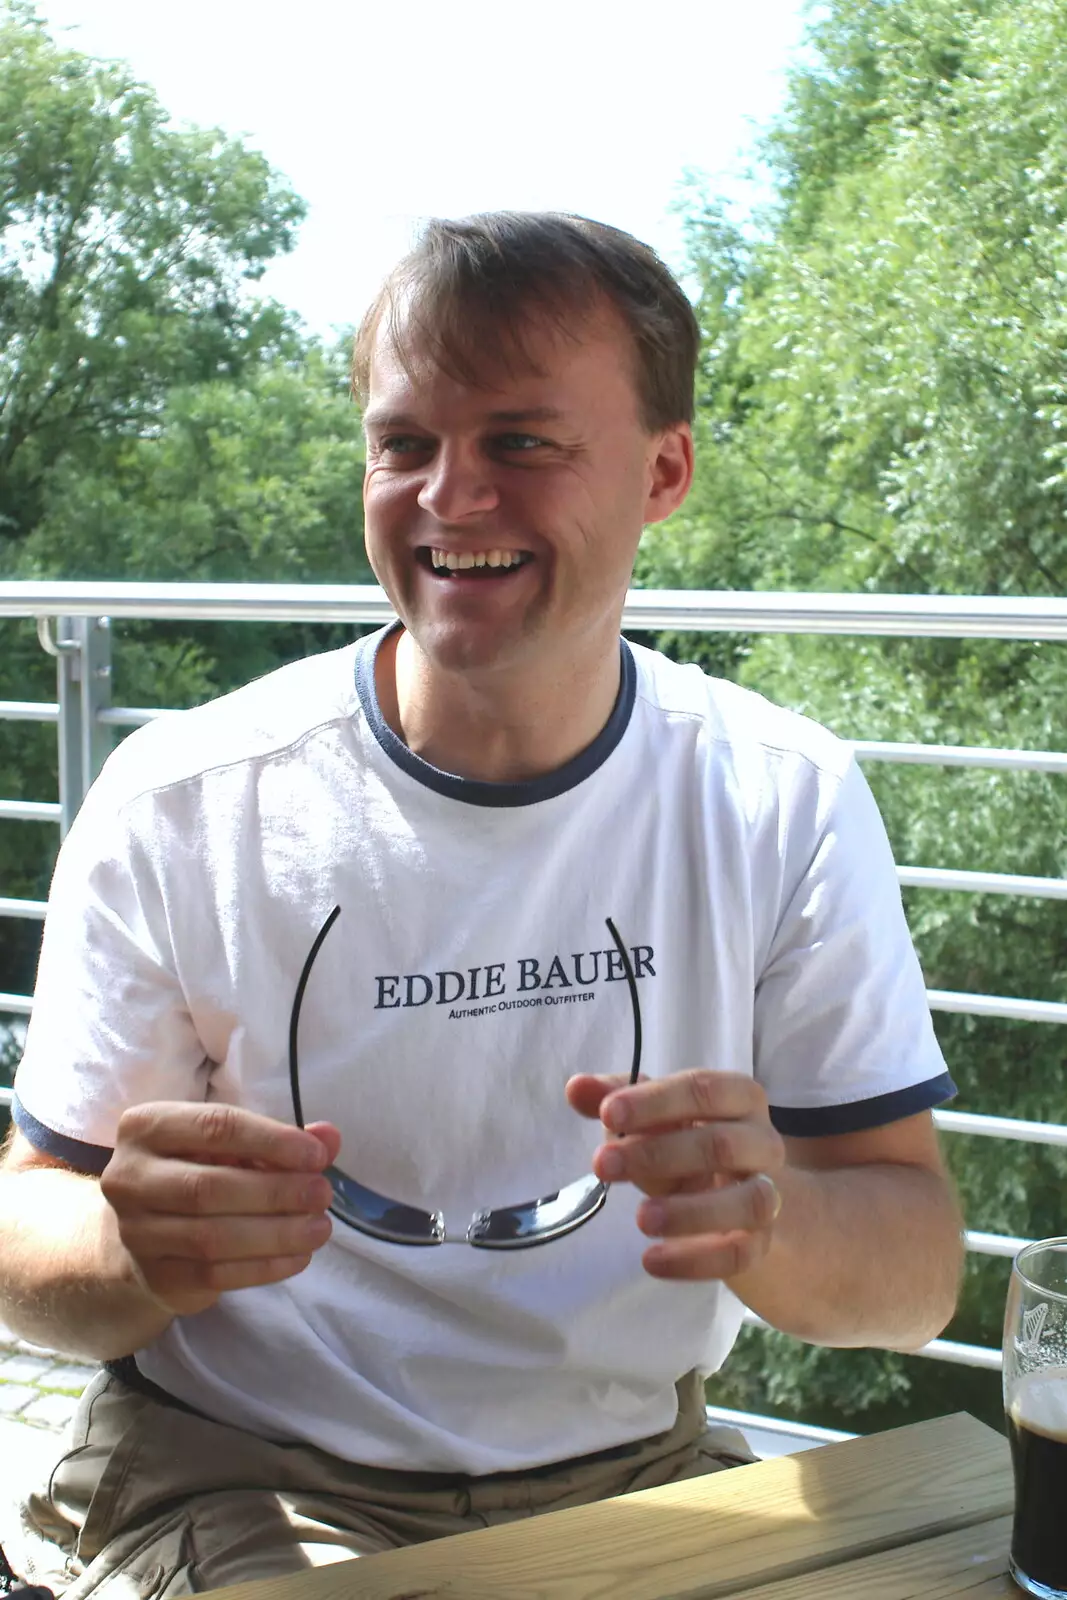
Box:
[355,625,637,807]
[11,1097,113,1175]
[769,1072,957,1137]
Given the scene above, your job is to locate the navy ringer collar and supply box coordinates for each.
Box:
[354,625,637,807]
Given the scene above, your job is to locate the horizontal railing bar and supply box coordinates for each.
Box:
[96,709,1067,782]
[854,740,1067,774]
[0,799,61,823]
[0,893,1056,1028]
[0,993,32,1015]
[18,708,1067,782]
[741,1311,1001,1370]
[623,591,1067,641]
[98,706,164,727]
[4,582,1067,638]
[0,1027,1059,1155]
[935,1108,1067,1146]
[704,1404,855,1444]
[0,966,1060,1038]
[0,897,47,920]
[964,1230,1030,1259]
[0,1077,1020,1380]
[899,865,1067,899]
[0,582,394,624]
[928,989,1067,1024]
[0,700,59,723]
[0,1100,1025,1323]
[912,1336,1002,1371]
[85,714,1067,779]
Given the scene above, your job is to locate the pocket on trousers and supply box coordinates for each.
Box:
[137,1517,198,1600]
[65,1512,198,1600]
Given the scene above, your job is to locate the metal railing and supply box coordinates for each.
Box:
[2,580,1066,1415]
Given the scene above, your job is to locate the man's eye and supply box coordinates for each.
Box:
[495,434,544,452]
[378,436,430,457]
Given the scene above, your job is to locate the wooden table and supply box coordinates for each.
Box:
[218,1412,1020,1600]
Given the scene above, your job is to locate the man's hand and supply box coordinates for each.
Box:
[567,1070,785,1281]
[99,1102,341,1317]
[568,1072,963,1348]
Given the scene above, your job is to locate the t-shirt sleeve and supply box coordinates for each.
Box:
[754,756,955,1136]
[12,759,211,1172]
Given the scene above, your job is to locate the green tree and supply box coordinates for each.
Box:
[640,0,1067,1433]
[0,0,306,556]
[0,5,370,1038]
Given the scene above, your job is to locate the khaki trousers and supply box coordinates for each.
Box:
[11,1370,753,1598]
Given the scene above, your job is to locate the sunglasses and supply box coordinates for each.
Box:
[288,909,642,1249]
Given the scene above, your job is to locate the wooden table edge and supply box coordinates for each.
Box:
[203,1412,1014,1600]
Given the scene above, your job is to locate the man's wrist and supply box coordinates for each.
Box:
[724,1161,962,1349]
[94,1191,181,1343]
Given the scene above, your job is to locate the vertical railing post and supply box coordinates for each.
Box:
[78,614,113,801]
[54,617,83,839]
[40,616,114,837]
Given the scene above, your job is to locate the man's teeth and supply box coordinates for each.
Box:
[429,549,528,571]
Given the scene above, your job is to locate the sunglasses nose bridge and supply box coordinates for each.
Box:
[434,1230,473,1243]
[465,1208,494,1245]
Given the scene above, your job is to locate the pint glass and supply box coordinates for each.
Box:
[1003,1237,1067,1597]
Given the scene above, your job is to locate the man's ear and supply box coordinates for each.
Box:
[644,423,694,525]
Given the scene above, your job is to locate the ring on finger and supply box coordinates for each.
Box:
[753,1171,783,1223]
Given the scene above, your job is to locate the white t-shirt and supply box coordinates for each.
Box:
[13,629,954,1473]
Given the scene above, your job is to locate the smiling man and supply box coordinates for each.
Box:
[0,213,963,1597]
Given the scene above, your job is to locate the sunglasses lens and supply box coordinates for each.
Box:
[325,1165,445,1245]
[468,1173,608,1249]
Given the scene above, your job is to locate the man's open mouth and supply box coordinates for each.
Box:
[418,547,533,578]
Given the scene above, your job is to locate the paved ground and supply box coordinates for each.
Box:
[0,1323,97,1518]
[0,1318,95,1433]
[0,1333,95,1435]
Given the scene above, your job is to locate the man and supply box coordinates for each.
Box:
[0,213,963,1597]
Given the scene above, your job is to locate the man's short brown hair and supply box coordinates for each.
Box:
[351,212,700,431]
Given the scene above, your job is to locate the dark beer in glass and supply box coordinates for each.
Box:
[1004,1238,1067,1597]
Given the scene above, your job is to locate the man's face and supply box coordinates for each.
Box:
[361,304,692,679]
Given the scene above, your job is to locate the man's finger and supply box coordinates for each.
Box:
[120,1210,333,1264]
[635,1173,783,1240]
[126,1161,334,1218]
[117,1102,333,1172]
[565,1074,645,1120]
[599,1071,768,1135]
[305,1120,342,1166]
[145,1253,319,1300]
[641,1229,771,1283]
[593,1121,781,1190]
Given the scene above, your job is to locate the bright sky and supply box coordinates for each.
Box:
[36,0,809,338]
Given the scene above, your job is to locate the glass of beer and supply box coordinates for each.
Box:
[1004,1237,1067,1597]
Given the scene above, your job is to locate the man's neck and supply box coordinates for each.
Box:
[375,629,623,784]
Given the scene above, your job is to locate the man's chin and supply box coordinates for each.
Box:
[404,617,537,678]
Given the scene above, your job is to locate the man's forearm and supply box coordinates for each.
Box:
[727,1162,964,1350]
[0,1168,176,1361]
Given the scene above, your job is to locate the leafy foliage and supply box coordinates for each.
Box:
[0,5,369,1032]
[0,1,307,552]
[637,0,1067,1431]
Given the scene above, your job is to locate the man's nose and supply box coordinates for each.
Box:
[417,443,499,521]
